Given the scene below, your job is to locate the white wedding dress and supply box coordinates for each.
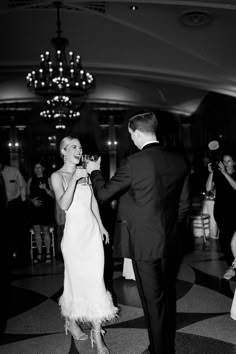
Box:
[59,178,117,323]
[231,289,236,320]
[123,258,136,280]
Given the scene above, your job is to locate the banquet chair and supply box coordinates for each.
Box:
[189,213,211,243]
[189,198,211,245]
[30,226,55,263]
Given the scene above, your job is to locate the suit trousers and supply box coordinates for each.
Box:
[132,258,176,354]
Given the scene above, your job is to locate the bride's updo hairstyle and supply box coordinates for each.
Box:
[59,136,74,159]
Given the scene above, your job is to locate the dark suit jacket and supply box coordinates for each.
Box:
[90,143,190,261]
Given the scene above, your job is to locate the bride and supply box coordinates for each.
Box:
[51,136,118,353]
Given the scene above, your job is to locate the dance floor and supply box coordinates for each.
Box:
[1,238,236,354]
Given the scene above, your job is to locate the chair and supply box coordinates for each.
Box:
[30,226,55,263]
[189,213,211,243]
[189,197,211,245]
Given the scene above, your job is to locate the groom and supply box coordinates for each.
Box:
[86,112,190,354]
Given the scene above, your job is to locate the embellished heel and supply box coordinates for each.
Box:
[90,328,109,354]
[64,319,88,341]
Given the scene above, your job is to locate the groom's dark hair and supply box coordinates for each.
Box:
[128,112,158,133]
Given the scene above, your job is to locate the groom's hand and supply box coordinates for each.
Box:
[86,157,101,175]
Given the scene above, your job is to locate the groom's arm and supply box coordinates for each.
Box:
[90,160,131,204]
[178,173,191,223]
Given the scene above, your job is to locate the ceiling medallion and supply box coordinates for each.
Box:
[180,11,212,27]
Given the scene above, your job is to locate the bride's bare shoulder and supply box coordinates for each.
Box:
[51,169,63,180]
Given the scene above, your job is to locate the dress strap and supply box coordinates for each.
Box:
[60,172,68,190]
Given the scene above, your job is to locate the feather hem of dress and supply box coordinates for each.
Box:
[59,290,118,323]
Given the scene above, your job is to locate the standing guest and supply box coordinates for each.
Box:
[27,161,54,263]
[51,136,118,354]
[0,157,27,263]
[87,112,190,354]
[206,152,236,280]
[0,167,9,332]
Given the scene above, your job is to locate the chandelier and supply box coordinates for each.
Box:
[40,95,80,121]
[26,1,94,97]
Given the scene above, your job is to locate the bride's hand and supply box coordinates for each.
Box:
[100,226,109,244]
[72,167,87,182]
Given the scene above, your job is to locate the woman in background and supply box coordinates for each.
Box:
[51,136,117,354]
[206,152,236,280]
[27,161,54,263]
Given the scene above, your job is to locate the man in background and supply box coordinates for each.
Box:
[0,156,27,265]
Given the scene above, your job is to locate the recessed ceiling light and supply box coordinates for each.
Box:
[130,4,139,11]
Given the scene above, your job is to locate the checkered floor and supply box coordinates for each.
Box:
[1,238,236,354]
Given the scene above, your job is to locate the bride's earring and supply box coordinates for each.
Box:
[63,155,66,163]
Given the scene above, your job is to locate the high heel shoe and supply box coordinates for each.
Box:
[64,319,88,340]
[90,328,109,354]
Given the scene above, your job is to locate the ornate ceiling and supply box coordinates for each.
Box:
[1,0,236,116]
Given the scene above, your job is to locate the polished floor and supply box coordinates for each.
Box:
[1,237,236,354]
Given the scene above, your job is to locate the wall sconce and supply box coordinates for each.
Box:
[8,141,20,150]
[107,140,118,153]
[107,140,118,146]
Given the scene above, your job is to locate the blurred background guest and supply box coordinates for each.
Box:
[27,161,54,263]
[0,154,27,266]
[206,151,236,280]
[0,163,9,332]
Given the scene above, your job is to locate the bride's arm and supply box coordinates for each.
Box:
[51,171,77,211]
[91,192,109,244]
